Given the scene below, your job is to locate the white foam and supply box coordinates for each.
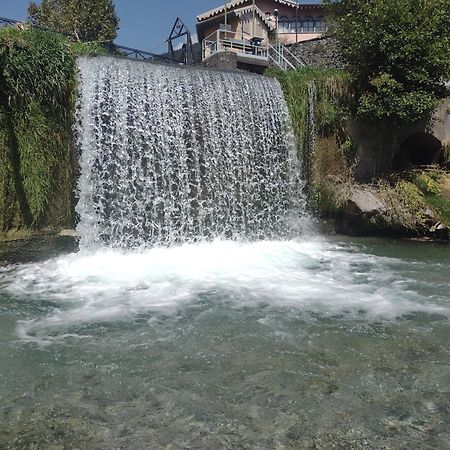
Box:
[2,238,448,342]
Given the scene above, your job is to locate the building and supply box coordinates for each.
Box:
[196,0,328,70]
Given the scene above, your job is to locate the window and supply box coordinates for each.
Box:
[278,16,290,33]
[315,16,326,32]
[290,17,302,33]
[303,16,314,32]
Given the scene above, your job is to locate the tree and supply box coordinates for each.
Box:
[325,0,450,124]
[28,0,119,43]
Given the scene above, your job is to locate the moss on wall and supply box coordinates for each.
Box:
[266,68,350,174]
[266,67,352,215]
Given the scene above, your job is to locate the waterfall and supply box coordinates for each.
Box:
[75,56,306,249]
[304,81,316,181]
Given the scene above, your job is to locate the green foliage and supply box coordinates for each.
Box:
[326,0,450,123]
[425,194,450,226]
[267,67,351,210]
[412,171,441,195]
[28,0,119,43]
[409,170,450,226]
[267,67,349,139]
[0,27,76,229]
[0,108,17,230]
[69,41,107,56]
[379,180,427,229]
[310,179,349,217]
[13,102,72,224]
[0,27,75,114]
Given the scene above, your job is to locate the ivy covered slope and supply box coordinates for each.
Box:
[0,27,80,239]
[269,67,450,240]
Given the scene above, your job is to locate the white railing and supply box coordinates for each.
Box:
[268,43,305,71]
[202,30,268,62]
[201,30,307,72]
[278,25,329,34]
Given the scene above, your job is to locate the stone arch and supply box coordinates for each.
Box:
[394,132,442,169]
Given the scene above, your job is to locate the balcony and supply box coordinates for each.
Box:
[202,30,269,66]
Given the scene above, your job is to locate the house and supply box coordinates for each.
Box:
[196,0,328,70]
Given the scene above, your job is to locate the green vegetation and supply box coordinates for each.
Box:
[325,0,450,124]
[267,67,349,140]
[270,68,450,237]
[375,171,450,232]
[0,27,76,112]
[0,27,78,232]
[378,179,428,230]
[266,67,352,214]
[410,170,450,226]
[28,0,119,43]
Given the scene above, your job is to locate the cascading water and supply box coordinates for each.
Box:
[75,56,305,249]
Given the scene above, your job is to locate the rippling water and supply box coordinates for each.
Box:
[0,237,449,448]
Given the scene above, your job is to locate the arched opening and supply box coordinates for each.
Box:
[291,17,301,33]
[394,133,442,169]
[278,16,290,33]
[303,16,314,32]
[315,16,326,32]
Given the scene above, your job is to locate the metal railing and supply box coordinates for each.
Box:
[107,44,177,63]
[0,16,176,64]
[268,43,305,71]
[202,30,268,61]
[0,16,20,27]
[201,29,307,72]
[278,25,329,34]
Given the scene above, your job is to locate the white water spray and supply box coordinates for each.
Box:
[75,57,305,249]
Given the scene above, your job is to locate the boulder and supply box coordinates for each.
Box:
[345,190,387,218]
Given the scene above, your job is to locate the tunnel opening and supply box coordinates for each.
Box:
[394,133,442,170]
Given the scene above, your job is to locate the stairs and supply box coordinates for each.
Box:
[268,43,306,71]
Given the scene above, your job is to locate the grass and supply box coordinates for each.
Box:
[425,194,450,226]
[266,67,351,212]
[0,27,79,229]
[410,170,450,226]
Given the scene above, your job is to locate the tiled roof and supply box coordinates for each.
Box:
[233,5,276,30]
[197,0,323,22]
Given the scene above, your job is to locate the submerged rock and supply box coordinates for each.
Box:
[0,232,78,264]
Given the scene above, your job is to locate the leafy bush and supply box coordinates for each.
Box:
[326,0,450,124]
[0,27,76,114]
[412,171,441,195]
[267,67,349,182]
[70,41,107,56]
[379,180,427,229]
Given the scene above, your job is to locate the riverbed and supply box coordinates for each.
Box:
[0,236,449,448]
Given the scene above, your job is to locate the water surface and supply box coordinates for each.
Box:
[0,237,449,448]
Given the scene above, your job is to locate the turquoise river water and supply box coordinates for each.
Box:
[0,236,449,449]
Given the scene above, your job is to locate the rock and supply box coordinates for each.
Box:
[429,221,449,240]
[345,190,387,218]
[338,190,388,236]
[59,229,78,237]
[0,234,78,264]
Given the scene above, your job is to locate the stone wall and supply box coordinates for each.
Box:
[287,37,342,69]
[201,51,238,71]
[349,97,450,180]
